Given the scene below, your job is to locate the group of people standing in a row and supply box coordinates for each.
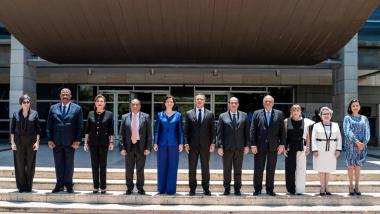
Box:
[11,88,370,197]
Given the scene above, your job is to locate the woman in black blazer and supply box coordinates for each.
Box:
[11,94,41,193]
[84,94,114,194]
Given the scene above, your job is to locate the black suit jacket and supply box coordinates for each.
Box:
[184,108,216,149]
[217,111,250,150]
[84,111,114,146]
[250,109,285,152]
[119,112,152,153]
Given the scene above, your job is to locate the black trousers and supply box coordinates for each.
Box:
[285,150,297,194]
[125,143,146,191]
[53,145,75,189]
[254,149,277,192]
[188,147,210,191]
[223,149,243,190]
[90,144,108,190]
[13,137,36,192]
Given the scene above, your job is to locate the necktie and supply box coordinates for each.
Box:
[132,113,138,144]
[62,105,67,118]
[232,113,237,128]
[266,112,271,126]
[198,109,202,125]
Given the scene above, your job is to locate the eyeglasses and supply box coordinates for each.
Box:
[22,101,30,104]
[321,113,331,116]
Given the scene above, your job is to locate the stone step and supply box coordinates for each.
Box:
[1,201,379,214]
[0,189,379,207]
[1,167,379,182]
[1,177,380,193]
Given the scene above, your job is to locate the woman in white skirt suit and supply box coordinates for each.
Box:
[311,106,342,195]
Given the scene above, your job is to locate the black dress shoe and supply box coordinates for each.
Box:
[253,190,261,196]
[319,192,326,196]
[223,189,230,195]
[189,190,195,196]
[66,188,74,193]
[138,189,146,195]
[325,191,332,195]
[287,192,295,195]
[52,187,64,193]
[101,190,107,194]
[267,191,276,196]
[349,192,355,196]
[203,190,211,196]
[234,190,241,196]
[93,189,99,194]
[126,189,132,195]
[18,189,24,193]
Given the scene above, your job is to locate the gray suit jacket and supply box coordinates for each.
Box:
[217,111,250,150]
[250,109,285,152]
[119,112,152,153]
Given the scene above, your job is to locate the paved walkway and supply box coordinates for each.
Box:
[1,143,379,170]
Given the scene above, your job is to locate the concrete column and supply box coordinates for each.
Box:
[9,36,36,118]
[332,34,358,124]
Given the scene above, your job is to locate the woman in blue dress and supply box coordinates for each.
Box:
[343,99,370,196]
[154,95,184,195]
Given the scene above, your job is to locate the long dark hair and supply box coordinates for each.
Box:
[162,95,177,111]
[347,99,361,115]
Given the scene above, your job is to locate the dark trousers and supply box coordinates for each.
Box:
[285,150,297,194]
[223,149,243,191]
[125,143,146,191]
[188,147,210,191]
[13,137,36,192]
[90,144,108,190]
[254,149,277,192]
[157,145,179,195]
[53,145,75,189]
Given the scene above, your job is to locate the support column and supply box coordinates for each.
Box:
[9,36,36,118]
[332,34,358,124]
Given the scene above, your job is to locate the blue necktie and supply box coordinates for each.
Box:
[198,109,202,125]
[62,105,67,118]
[266,112,271,126]
[232,113,237,128]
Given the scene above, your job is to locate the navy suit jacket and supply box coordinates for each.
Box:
[46,102,83,146]
[250,109,285,152]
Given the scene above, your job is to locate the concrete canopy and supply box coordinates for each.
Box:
[0,0,379,65]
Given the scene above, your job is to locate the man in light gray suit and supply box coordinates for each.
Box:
[217,97,250,196]
[120,99,152,195]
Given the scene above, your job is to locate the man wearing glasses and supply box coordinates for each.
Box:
[250,95,285,196]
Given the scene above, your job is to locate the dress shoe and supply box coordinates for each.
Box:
[319,192,326,196]
[349,191,355,196]
[223,189,230,195]
[234,190,241,196]
[66,188,74,193]
[354,189,361,196]
[267,191,276,196]
[126,189,132,195]
[18,189,24,193]
[138,189,146,195]
[253,190,261,196]
[325,191,332,195]
[93,189,99,194]
[287,192,295,195]
[101,189,107,194]
[189,190,195,196]
[52,187,64,193]
[203,190,211,196]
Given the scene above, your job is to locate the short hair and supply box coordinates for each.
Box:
[19,94,31,105]
[195,94,206,101]
[347,99,361,115]
[93,94,106,111]
[263,95,274,104]
[290,104,302,113]
[229,97,239,103]
[319,106,333,117]
[162,95,177,110]
[131,98,141,104]
[60,88,72,95]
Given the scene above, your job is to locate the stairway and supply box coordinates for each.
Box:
[0,166,379,213]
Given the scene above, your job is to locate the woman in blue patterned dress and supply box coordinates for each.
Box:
[343,99,370,196]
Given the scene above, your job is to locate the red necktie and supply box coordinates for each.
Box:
[132,113,138,144]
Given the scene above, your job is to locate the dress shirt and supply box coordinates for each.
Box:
[131,112,140,141]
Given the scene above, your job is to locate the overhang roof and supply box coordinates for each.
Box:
[0,0,379,65]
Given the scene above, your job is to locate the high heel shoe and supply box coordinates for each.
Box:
[354,188,361,195]
[349,187,355,196]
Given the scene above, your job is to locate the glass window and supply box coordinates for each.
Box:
[117,103,129,120]
[103,94,114,102]
[268,87,293,103]
[78,85,96,101]
[215,94,228,102]
[0,84,9,99]
[98,86,133,91]
[79,103,94,120]
[0,121,8,130]
[0,22,10,39]
[171,87,193,102]
[154,94,166,102]
[0,102,9,119]
[118,94,129,102]
[36,102,55,120]
[215,104,228,119]
[37,84,77,100]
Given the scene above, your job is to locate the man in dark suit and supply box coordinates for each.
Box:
[217,97,250,196]
[47,88,83,193]
[184,94,216,196]
[119,99,152,195]
[250,95,285,196]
